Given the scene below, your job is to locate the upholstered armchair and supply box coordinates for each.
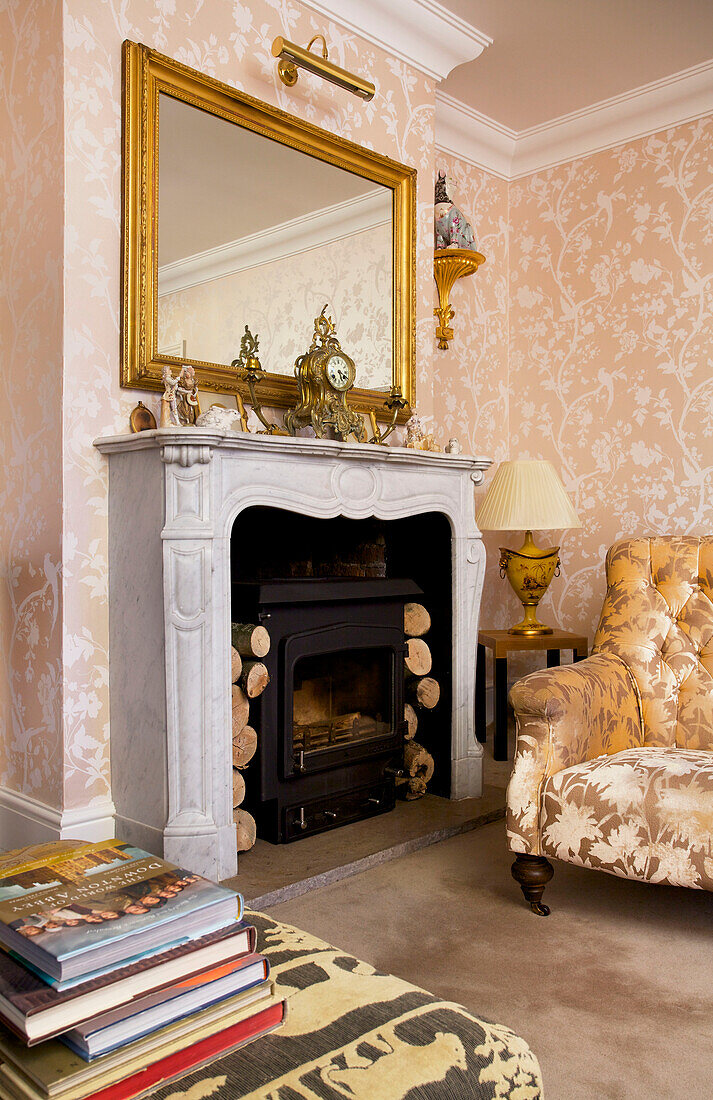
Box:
[507,536,713,914]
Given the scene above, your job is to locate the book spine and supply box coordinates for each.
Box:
[20,927,258,1044]
[86,1000,286,1100]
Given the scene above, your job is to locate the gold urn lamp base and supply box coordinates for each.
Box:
[499,530,561,636]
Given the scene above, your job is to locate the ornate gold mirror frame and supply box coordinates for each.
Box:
[121,41,416,418]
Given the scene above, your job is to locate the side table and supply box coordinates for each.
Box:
[476,629,588,762]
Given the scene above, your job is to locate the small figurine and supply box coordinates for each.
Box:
[176,364,199,425]
[160,364,178,427]
[445,438,462,455]
[405,413,425,449]
[160,364,200,427]
[434,171,477,251]
[405,413,442,452]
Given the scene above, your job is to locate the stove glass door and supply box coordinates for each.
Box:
[292,646,392,761]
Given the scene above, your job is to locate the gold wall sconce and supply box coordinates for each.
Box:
[272,34,375,101]
[433,248,486,350]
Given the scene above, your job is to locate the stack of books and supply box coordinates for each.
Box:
[0,839,285,1099]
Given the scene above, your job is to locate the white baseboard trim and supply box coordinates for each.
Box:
[0,787,116,850]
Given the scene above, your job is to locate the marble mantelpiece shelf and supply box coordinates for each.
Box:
[95,427,491,475]
[95,428,492,880]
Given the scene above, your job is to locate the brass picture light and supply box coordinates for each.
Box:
[272,34,376,101]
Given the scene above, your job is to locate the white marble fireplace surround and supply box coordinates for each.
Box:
[95,429,492,881]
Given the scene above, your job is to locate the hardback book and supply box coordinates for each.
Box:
[0,982,284,1098]
[61,952,269,1060]
[0,840,241,982]
[0,921,256,1045]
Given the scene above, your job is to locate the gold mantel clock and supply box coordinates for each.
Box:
[285,306,367,442]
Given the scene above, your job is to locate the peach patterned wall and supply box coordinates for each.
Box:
[0,1,64,805]
[429,154,511,635]
[432,117,713,654]
[508,117,713,642]
[60,0,436,812]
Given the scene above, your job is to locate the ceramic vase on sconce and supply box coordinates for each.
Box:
[434,171,478,251]
[433,172,486,350]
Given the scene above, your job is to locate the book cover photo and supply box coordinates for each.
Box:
[0,841,240,980]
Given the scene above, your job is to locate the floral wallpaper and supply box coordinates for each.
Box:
[429,155,510,637]
[431,122,713,673]
[508,118,713,647]
[158,223,393,391]
[58,0,435,812]
[3,0,712,824]
[0,1,64,805]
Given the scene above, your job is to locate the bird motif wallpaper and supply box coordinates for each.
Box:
[435,118,713,669]
[1,0,712,821]
[1,0,436,813]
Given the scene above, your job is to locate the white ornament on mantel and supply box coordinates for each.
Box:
[195,404,241,432]
[95,429,492,881]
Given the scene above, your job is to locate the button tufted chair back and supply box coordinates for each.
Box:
[592,536,713,749]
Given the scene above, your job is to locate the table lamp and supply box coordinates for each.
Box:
[476,460,581,635]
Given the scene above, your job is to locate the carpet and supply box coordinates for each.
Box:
[269,819,713,1100]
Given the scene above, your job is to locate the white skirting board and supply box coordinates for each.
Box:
[0,787,115,850]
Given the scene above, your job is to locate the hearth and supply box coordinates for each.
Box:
[233,578,421,842]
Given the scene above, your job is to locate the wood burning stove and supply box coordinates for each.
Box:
[233,578,422,842]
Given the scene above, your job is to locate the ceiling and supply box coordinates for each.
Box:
[437,0,713,131]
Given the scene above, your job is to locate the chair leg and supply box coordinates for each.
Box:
[511,854,554,916]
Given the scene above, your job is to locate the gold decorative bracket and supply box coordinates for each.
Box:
[433,248,486,350]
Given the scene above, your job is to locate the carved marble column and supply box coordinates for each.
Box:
[160,441,236,876]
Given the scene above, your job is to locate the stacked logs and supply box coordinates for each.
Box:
[399,602,437,800]
[231,622,271,852]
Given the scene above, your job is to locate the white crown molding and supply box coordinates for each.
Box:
[435,92,515,180]
[436,59,713,180]
[0,787,116,848]
[159,189,390,296]
[299,0,491,84]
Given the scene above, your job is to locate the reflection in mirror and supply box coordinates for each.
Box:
[157,94,393,392]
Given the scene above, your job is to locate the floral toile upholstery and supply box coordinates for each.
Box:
[541,747,713,888]
[507,535,713,908]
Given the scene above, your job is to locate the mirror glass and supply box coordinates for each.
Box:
[157,94,393,392]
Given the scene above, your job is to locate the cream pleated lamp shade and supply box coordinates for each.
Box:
[476,460,581,531]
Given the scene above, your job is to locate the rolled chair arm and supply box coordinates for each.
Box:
[506,653,642,856]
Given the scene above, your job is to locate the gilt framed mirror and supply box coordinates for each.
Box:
[121,41,416,418]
